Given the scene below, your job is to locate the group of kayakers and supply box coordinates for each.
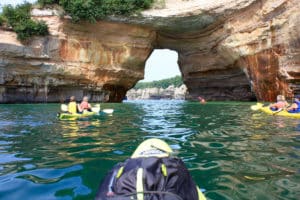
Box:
[269,95,300,113]
[67,96,92,114]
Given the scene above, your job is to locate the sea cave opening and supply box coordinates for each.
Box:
[126,49,184,100]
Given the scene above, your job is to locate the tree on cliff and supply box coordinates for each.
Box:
[0,3,48,41]
[0,0,154,41]
[134,75,183,89]
[38,0,154,22]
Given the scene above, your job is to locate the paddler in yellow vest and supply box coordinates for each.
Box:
[68,96,78,114]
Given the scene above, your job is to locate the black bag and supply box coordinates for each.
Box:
[95,157,199,200]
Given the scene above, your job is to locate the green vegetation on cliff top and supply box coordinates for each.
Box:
[0,0,154,41]
[38,0,154,22]
[134,75,183,89]
[0,15,4,26]
[0,3,48,41]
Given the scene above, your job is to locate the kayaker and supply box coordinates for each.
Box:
[198,96,206,104]
[95,139,206,200]
[67,96,78,114]
[269,95,289,111]
[287,96,300,113]
[79,96,92,112]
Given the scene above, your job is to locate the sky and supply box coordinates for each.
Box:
[1,0,181,82]
[0,0,36,8]
[142,49,180,82]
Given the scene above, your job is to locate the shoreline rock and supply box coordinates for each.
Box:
[126,84,187,100]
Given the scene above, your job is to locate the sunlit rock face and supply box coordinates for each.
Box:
[149,0,299,101]
[220,0,300,101]
[0,15,155,103]
[0,0,299,102]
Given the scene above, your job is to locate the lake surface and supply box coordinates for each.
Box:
[0,100,299,200]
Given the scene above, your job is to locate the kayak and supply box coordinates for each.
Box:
[95,138,207,200]
[251,103,300,118]
[58,104,114,120]
[131,138,173,158]
[132,139,207,200]
[260,106,300,118]
[57,111,98,120]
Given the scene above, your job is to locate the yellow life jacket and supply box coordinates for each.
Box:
[68,102,77,114]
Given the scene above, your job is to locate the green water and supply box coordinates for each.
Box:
[0,100,299,200]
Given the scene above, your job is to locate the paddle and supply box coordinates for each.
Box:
[272,108,284,115]
[250,103,264,111]
[251,102,286,115]
[91,104,114,114]
[61,104,68,112]
[102,109,114,114]
[91,104,100,113]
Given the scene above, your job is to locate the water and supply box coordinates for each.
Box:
[0,100,299,200]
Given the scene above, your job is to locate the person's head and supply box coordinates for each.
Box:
[276,95,285,102]
[83,96,89,102]
[70,96,75,102]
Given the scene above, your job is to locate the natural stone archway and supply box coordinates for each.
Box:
[155,31,256,101]
[149,0,300,101]
[0,0,299,103]
[143,49,180,82]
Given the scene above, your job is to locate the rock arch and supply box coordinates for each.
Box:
[0,0,299,102]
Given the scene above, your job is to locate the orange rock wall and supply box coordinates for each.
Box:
[156,0,300,101]
[0,17,155,102]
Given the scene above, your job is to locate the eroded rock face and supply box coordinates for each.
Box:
[151,0,300,101]
[0,16,155,102]
[126,84,187,100]
[0,0,299,102]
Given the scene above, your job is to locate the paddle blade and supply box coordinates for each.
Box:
[91,107,100,113]
[61,104,68,112]
[251,103,263,111]
[272,108,283,115]
[102,109,114,114]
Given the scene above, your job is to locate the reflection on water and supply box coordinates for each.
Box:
[0,101,300,199]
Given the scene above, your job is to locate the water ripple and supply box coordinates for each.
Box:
[0,101,300,199]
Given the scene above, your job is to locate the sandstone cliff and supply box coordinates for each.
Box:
[0,0,299,102]
[126,84,187,100]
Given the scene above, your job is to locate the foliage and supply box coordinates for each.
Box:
[1,3,48,41]
[2,3,32,27]
[38,0,154,22]
[14,20,48,41]
[134,76,183,89]
[0,15,4,26]
[59,0,99,22]
[1,0,153,40]
[37,0,60,7]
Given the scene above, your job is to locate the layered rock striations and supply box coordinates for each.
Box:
[0,13,155,102]
[149,0,300,101]
[0,0,299,102]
